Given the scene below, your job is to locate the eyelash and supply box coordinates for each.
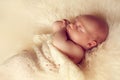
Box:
[75,23,81,30]
[76,25,82,31]
[78,25,86,33]
[75,21,84,32]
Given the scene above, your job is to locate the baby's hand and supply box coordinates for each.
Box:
[62,19,70,26]
[52,19,70,32]
[53,28,67,41]
[52,28,84,64]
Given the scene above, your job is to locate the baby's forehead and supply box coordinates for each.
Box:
[75,15,95,24]
[75,15,99,22]
[76,15,105,27]
[75,15,89,19]
[75,16,83,20]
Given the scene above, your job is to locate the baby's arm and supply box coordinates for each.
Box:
[52,19,70,32]
[52,28,84,64]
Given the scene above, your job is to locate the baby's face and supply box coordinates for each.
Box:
[66,15,108,50]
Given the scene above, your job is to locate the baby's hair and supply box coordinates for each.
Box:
[76,15,108,28]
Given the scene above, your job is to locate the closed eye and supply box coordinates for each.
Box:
[75,20,86,32]
[77,25,82,31]
[76,24,82,31]
[77,25,86,32]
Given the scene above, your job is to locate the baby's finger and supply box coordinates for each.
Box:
[62,19,70,25]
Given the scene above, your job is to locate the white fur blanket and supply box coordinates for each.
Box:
[0,34,84,80]
[1,0,120,80]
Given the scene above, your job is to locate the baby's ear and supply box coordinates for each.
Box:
[87,40,97,49]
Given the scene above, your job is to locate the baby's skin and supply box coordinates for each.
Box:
[52,15,109,64]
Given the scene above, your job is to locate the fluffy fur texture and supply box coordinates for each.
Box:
[0,0,120,80]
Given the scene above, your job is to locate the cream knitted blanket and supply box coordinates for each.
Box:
[0,34,84,80]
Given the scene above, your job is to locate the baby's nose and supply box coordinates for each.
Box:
[69,24,76,29]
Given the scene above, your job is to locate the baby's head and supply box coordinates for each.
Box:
[67,15,109,50]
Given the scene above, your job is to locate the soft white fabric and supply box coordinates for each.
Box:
[0,0,120,80]
[0,34,84,80]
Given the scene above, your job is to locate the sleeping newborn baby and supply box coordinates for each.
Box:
[52,15,109,64]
